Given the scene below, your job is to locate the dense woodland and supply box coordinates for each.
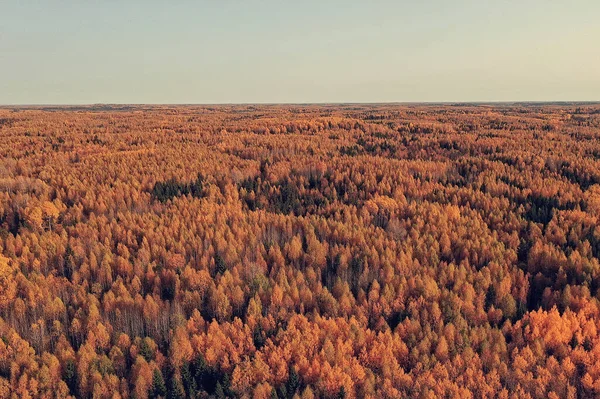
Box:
[1,103,600,398]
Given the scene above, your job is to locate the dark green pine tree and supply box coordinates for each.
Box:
[167,375,186,399]
[181,362,197,398]
[150,369,167,399]
[63,359,78,396]
[215,382,226,398]
[285,365,300,397]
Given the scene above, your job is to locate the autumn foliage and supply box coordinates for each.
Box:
[1,104,600,398]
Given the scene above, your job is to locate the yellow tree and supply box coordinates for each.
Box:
[0,255,16,311]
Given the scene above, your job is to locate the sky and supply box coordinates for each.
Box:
[1,0,599,104]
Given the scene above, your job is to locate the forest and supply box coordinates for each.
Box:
[1,103,600,398]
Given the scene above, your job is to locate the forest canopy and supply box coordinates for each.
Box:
[1,103,600,398]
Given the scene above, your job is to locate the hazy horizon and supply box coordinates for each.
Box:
[2,0,599,104]
[3,101,600,107]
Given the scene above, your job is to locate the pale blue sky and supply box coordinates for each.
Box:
[1,0,599,104]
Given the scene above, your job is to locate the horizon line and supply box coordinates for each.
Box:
[1,100,599,108]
